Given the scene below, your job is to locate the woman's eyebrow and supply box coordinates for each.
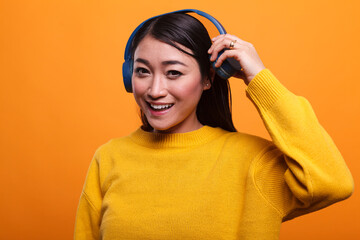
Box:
[134,58,150,66]
[162,60,188,67]
[134,58,188,67]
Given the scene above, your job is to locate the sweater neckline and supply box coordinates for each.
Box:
[129,125,225,148]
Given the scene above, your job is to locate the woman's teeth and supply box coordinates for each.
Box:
[150,104,173,110]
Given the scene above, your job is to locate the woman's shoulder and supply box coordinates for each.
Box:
[218,128,271,146]
[206,127,274,157]
[93,129,141,157]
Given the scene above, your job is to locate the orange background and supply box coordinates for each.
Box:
[0,0,359,239]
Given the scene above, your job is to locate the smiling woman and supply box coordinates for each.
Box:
[74,10,354,240]
[129,11,237,133]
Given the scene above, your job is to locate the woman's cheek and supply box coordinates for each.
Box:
[132,79,147,105]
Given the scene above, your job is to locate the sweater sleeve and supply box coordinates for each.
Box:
[74,153,103,239]
[245,69,354,221]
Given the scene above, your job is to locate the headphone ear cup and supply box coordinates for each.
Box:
[212,50,242,79]
[122,60,133,93]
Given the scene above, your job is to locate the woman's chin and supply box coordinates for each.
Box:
[148,121,182,134]
[150,121,203,134]
[151,125,176,133]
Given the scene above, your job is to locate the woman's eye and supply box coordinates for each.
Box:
[167,70,182,79]
[134,67,150,77]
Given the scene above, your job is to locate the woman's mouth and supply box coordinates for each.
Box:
[149,103,174,110]
[146,102,174,115]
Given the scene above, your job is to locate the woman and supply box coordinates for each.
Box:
[74,11,354,240]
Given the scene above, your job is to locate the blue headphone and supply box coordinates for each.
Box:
[122,9,241,93]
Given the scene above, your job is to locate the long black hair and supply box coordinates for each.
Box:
[130,13,236,132]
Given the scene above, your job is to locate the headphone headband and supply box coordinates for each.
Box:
[123,9,226,62]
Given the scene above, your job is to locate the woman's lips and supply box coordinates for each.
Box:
[146,102,174,116]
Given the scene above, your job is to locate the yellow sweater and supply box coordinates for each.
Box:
[74,69,353,240]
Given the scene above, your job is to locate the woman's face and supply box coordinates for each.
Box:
[132,35,210,133]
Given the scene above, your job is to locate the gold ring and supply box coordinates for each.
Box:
[229,40,237,49]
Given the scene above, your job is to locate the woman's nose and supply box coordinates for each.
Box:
[147,75,167,99]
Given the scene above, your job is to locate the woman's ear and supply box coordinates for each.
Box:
[203,68,215,90]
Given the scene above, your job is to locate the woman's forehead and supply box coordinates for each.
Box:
[134,35,196,64]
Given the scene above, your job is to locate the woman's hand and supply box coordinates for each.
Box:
[208,34,265,85]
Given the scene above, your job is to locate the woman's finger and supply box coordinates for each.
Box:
[208,34,234,54]
[213,49,240,68]
[209,35,249,60]
[214,48,265,83]
[210,34,248,51]
[210,41,249,62]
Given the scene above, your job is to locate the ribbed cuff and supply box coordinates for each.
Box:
[245,69,288,111]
